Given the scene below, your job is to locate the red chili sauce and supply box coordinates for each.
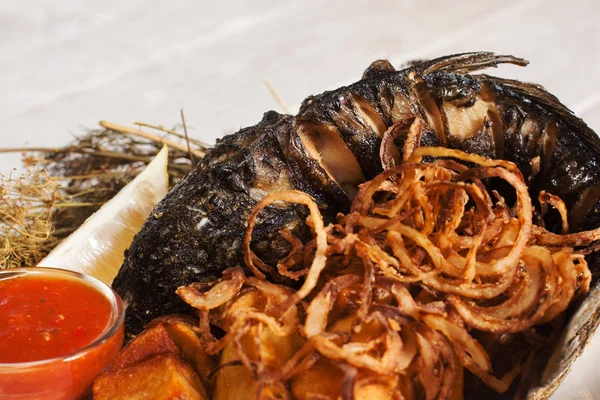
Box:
[0,271,123,400]
[0,274,112,363]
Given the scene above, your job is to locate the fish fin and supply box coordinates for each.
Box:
[418,52,528,75]
[400,58,430,69]
[483,75,565,111]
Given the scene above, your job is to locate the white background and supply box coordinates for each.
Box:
[1,1,599,398]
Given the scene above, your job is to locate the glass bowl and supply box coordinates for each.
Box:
[0,267,124,400]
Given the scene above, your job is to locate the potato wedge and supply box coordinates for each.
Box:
[93,353,207,400]
[109,324,180,370]
[354,372,399,400]
[291,358,345,400]
[214,340,258,400]
[93,322,210,400]
[148,315,217,387]
[213,342,289,399]
[214,329,302,399]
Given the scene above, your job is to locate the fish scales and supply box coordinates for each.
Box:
[113,52,600,399]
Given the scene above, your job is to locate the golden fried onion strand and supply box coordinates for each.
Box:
[177,147,598,399]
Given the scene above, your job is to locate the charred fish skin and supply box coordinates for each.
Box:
[297,52,600,231]
[115,52,600,391]
[112,111,340,333]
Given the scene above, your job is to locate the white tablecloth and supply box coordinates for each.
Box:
[1,1,599,398]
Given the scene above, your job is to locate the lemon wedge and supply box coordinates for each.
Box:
[38,145,170,285]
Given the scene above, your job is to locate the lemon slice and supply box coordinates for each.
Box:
[38,145,170,285]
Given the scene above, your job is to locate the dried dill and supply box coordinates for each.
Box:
[0,119,208,268]
[0,170,62,268]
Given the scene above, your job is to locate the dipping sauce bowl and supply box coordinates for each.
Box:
[0,267,124,399]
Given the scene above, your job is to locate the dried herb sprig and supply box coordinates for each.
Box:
[0,170,62,268]
[0,120,208,268]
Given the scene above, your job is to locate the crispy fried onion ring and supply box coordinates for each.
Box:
[177,147,597,399]
[243,190,327,314]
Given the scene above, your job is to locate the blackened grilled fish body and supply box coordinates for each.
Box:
[113,53,600,397]
[113,111,350,332]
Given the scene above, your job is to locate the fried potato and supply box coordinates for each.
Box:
[291,358,345,399]
[110,323,180,369]
[93,353,207,400]
[93,322,210,400]
[148,315,217,387]
[214,340,258,400]
[213,338,293,400]
[214,328,302,399]
[354,380,398,400]
[292,359,405,400]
